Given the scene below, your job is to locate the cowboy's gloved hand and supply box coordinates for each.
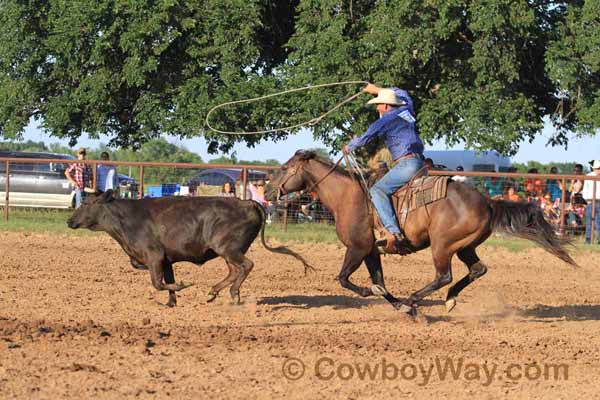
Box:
[363,83,380,95]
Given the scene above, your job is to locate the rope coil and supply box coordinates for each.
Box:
[205,80,368,135]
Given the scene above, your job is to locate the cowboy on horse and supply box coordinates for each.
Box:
[342,83,425,253]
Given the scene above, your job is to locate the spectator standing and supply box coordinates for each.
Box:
[65,147,92,208]
[96,152,118,194]
[452,166,473,187]
[545,166,563,201]
[252,180,268,206]
[582,160,600,244]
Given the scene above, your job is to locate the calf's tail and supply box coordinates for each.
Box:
[254,202,316,274]
[490,199,578,267]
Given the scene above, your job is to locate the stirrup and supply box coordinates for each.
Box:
[375,232,402,253]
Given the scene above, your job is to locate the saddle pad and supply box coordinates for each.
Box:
[392,176,449,214]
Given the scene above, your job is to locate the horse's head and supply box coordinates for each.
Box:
[265,150,316,201]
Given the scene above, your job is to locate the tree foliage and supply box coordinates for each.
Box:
[0,0,598,156]
[511,161,588,174]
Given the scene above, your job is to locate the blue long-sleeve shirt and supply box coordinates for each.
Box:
[348,88,424,160]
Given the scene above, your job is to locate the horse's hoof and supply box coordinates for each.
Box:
[230,293,241,305]
[206,292,217,303]
[395,303,417,316]
[446,298,457,313]
[176,282,194,291]
[371,284,388,296]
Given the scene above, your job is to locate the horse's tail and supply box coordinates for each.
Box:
[489,200,577,267]
[254,201,316,274]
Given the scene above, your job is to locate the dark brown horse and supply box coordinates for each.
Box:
[266,150,577,316]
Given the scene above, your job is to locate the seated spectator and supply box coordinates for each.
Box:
[569,163,585,205]
[545,166,563,201]
[524,168,543,203]
[220,181,236,197]
[541,192,559,224]
[484,174,504,198]
[503,186,521,202]
[504,166,521,193]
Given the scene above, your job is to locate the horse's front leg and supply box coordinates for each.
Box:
[363,246,404,307]
[337,246,373,297]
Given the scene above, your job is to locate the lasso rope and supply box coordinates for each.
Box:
[205,80,368,135]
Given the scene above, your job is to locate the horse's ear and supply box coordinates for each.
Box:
[297,150,316,161]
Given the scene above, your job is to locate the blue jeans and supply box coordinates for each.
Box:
[585,201,600,243]
[74,188,84,209]
[369,156,424,234]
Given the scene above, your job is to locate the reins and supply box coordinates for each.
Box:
[205,81,368,135]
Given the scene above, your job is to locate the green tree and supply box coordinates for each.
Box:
[112,138,204,184]
[237,159,280,166]
[0,140,49,152]
[511,161,587,174]
[0,0,280,151]
[546,0,600,145]
[208,155,237,165]
[1,1,598,157]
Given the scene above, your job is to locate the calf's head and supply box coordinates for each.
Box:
[67,190,115,231]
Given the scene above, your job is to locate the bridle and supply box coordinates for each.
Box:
[276,156,345,198]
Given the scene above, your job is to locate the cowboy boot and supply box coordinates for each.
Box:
[374,231,401,253]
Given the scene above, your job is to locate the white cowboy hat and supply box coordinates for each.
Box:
[367,88,406,106]
[590,160,600,169]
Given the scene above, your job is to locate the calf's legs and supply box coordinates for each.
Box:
[207,253,255,305]
[207,261,240,303]
[148,261,193,307]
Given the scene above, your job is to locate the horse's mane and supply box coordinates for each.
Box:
[295,150,362,179]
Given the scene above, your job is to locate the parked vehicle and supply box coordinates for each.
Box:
[0,150,77,208]
[116,173,139,199]
[0,151,139,208]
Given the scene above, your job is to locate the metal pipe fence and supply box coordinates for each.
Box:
[1,157,599,242]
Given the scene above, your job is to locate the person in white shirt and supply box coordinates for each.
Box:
[582,160,600,244]
[96,152,118,193]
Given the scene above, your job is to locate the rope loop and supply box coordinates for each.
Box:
[205,80,368,135]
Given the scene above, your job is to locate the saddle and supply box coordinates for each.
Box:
[372,167,450,254]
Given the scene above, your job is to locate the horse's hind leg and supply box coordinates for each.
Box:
[445,248,488,312]
[405,250,453,314]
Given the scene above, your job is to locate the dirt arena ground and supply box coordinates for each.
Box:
[1,231,600,399]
